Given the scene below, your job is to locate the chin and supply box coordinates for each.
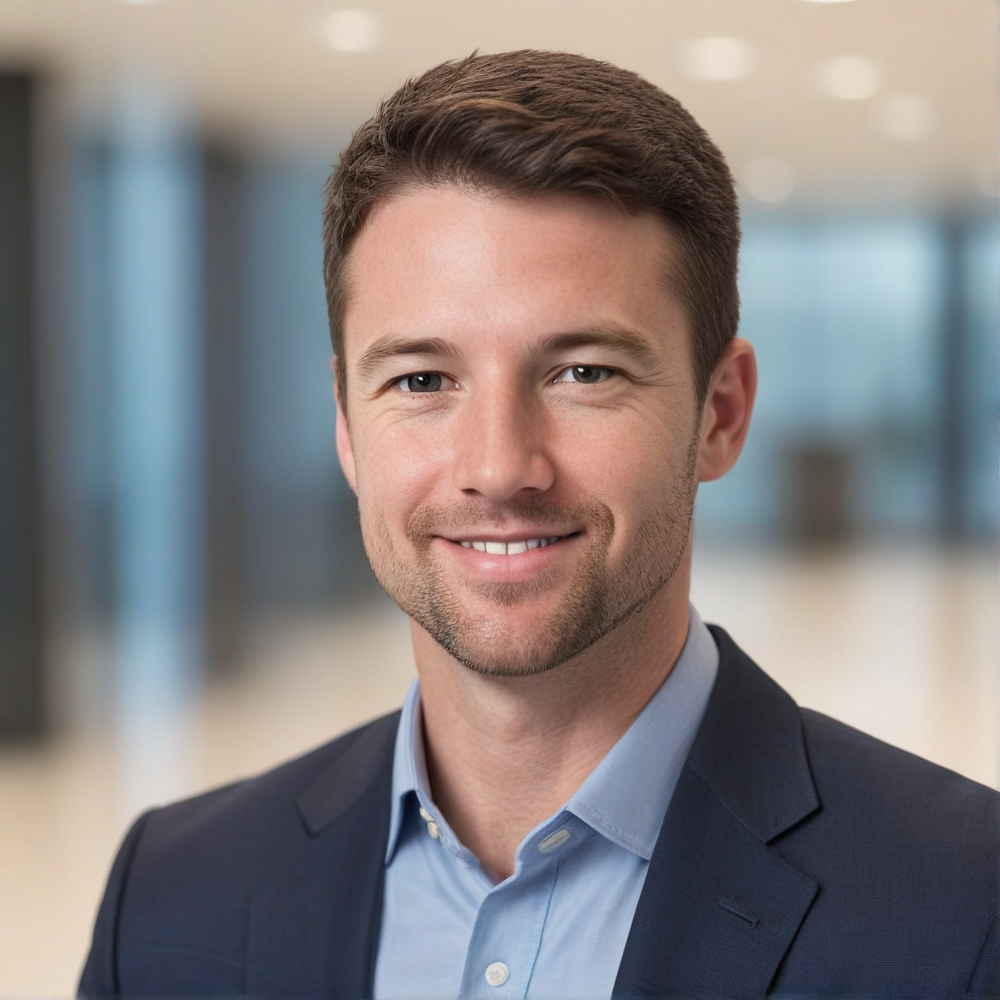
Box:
[434,631,580,678]
[410,584,635,679]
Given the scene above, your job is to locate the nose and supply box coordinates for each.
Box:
[451,382,555,503]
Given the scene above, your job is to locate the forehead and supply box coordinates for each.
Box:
[341,185,685,356]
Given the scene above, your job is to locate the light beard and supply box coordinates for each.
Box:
[359,438,699,677]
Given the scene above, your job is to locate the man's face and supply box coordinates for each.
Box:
[337,186,702,677]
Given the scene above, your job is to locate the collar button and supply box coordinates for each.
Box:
[538,828,571,852]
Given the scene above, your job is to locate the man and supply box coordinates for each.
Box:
[81,51,998,999]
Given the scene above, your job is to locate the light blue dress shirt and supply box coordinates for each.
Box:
[373,606,719,1000]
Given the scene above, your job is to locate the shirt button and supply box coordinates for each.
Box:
[484,962,509,987]
[426,819,441,839]
[538,829,571,852]
[418,806,432,822]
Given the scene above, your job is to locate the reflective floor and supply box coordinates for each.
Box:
[1,545,996,997]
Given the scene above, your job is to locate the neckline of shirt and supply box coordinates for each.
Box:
[384,604,719,866]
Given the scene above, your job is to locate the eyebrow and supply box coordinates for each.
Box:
[532,325,661,370]
[352,323,661,382]
[354,335,461,383]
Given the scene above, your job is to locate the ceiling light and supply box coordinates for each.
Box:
[874,96,932,140]
[742,158,796,203]
[817,56,881,100]
[679,37,753,82]
[322,10,380,53]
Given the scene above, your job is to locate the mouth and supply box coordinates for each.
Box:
[450,532,580,555]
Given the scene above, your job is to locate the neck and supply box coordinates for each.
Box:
[411,566,691,881]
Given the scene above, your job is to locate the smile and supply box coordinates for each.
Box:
[455,535,575,555]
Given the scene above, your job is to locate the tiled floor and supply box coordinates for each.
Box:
[1,545,996,997]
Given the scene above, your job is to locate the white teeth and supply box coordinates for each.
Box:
[460,536,564,554]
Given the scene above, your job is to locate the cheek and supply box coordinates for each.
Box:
[353,420,449,523]
[559,404,690,489]
[564,414,697,551]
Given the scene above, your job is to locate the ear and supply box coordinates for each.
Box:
[332,356,358,495]
[697,337,757,483]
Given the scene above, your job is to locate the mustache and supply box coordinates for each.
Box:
[405,497,614,542]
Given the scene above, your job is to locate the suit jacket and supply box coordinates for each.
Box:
[80,626,1000,998]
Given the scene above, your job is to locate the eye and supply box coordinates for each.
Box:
[397,372,447,393]
[553,365,613,385]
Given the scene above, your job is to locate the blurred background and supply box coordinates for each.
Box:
[0,0,996,993]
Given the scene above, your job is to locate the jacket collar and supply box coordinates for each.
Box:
[687,625,820,842]
[248,713,399,999]
[613,625,821,1000]
[297,711,400,835]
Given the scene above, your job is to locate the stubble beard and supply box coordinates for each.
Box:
[359,436,699,678]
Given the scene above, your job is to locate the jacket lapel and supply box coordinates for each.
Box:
[247,712,399,999]
[614,627,821,1000]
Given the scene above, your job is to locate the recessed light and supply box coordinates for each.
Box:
[322,9,381,53]
[679,37,753,82]
[742,158,796,203]
[874,96,932,140]
[817,56,881,100]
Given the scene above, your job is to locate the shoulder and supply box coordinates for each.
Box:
[775,708,1000,991]
[787,706,997,953]
[706,623,999,842]
[80,712,400,995]
[702,625,998,977]
[131,709,400,870]
[798,706,999,840]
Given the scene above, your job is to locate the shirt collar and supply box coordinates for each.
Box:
[564,605,718,858]
[385,604,719,864]
[385,676,431,864]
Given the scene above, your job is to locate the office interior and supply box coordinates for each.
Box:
[0,0,996,995]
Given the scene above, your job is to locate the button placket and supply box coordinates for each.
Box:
[458,856,558,998]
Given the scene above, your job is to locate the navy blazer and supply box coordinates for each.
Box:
[80,626,1000,998]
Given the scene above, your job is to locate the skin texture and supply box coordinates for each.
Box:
[334,186,756,879]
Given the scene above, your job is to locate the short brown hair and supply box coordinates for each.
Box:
[323,50,740,405]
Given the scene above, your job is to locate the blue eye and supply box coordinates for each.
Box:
[399,373,444,393]
[555,366,612,384]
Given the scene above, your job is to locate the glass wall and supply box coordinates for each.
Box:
[697,213,994,543]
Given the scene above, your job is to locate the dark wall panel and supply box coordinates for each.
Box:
[0,73,45,740]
